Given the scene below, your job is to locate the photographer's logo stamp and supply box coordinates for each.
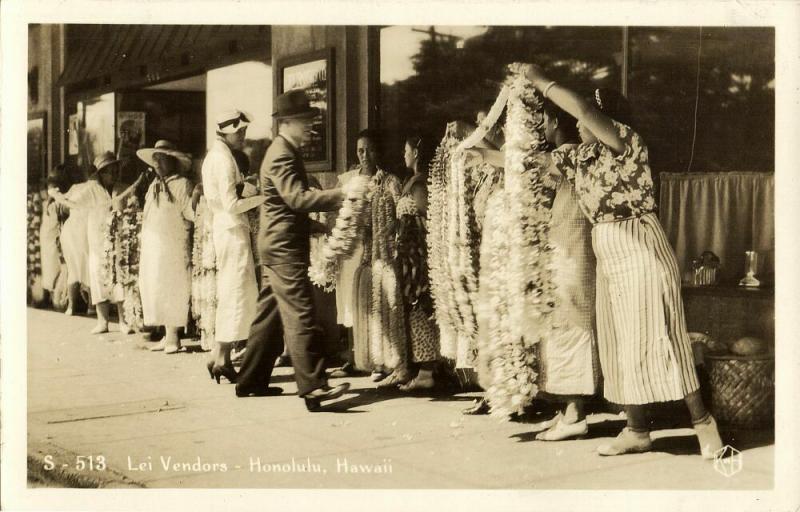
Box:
[713,445,743,477]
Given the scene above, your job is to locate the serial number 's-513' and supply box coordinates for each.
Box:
[43,455,107,471]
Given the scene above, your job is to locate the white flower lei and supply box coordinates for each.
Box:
[308,175,371,291]
[476,63,557,418]
[191,198,217,350]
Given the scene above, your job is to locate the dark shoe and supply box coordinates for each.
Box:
[462,397,490,415]
[211,364,238,384]
[303,383,350,412]
[235,385,283,397]
[275,354,292,367]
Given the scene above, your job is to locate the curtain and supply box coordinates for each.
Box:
[658,172,774,285]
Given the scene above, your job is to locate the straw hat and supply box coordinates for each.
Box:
[215,109,251,134]
[136,140,192,172]
[92,151,121,174]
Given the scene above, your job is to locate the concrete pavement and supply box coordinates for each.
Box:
[26,308,773,489]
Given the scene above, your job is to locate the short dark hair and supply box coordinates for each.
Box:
[543,99,580,143]
[357,128,382,156]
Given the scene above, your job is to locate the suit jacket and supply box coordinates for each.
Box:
[258,135,341,266]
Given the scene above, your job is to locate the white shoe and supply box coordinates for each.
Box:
[597,427,652,456]
[91,322,109,335]
[694,415,724,460]
[536,418,589,441]
[118,322,133,335]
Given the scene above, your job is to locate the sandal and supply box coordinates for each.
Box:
[597,427,652,456]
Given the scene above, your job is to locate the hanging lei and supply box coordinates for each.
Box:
[102,195,144,328]
[368,170,407,370]
[27,192,43,294]
[308,174,371,291]
[475,63,557,419]
[191,197,217,351]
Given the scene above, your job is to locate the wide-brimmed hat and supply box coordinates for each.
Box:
[136,140,192,172]
[272,89,318,120]
[216,109,251,135]
[92,151,121,175]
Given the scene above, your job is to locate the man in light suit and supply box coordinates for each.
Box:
[236,89,349,411]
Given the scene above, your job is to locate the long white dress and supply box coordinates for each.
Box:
[201,137,258,342]
[63,181,114,304]
[139,176,195,328]
[60,184,90,287]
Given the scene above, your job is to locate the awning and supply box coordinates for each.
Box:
[58,24,271,89]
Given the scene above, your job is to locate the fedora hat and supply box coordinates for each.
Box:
[272,89,319,119]
[92,151,121,174]
[137,140,192,172]
[216,109,251,135]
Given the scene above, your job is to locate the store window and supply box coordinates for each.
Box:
[628,27,774,173]
[379,26,623,172]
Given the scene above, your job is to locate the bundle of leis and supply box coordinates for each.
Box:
[102,195,144,328]
[27,192,43,294]
[475,63,557,418]
[426,88,508,368]
[191,197,217,350]
[368,170,407,370]
[308,174,371,290]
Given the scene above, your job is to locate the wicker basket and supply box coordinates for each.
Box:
[705,353,774,428]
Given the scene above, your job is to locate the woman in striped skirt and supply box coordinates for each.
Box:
[524,65,723,458]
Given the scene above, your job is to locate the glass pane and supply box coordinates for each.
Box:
[380,26,623,172]
[628,26,774,172]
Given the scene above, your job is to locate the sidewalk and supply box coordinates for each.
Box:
[27,308,773,489]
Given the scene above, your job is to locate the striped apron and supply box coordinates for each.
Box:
[592,212,699,405]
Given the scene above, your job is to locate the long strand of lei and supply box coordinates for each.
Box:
[191,198,217,350]
[308,175,371,290]
[479,63,557,419]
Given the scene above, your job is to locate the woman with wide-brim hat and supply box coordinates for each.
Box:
[137,140,196,354]
[49,151,143,334]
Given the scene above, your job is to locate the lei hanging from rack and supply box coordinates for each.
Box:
[191,197,217,351]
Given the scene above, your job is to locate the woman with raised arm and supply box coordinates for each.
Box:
[49,152,143,334]
[519,64,723,458]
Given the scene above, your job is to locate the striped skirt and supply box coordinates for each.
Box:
[592,213,699,405]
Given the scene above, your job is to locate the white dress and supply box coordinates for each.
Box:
[201,137,258,342]
[64,181,114,304]
[60,184,90,287]
[139,176,195,328]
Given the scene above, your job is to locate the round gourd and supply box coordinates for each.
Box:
[705,338,728,354]
[730,336,767,356]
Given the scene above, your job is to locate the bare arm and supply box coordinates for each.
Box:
[523,65,625,154]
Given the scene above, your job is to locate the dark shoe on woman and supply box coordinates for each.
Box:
[462,397,490,415]
[303,383,350,412]
[235,385,283,397]
[211,364,238,384]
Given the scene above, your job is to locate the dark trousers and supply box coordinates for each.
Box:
[237,263,327,396]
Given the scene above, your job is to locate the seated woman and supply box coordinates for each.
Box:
[137,140,196,354]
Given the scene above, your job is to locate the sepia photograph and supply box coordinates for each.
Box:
[2,1,799,511]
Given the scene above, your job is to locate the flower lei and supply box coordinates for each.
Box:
[27,192,43,294]
[475,63,557,418]
[102,195,144,328]
[368,171,407,370]
[308,174,371,291]
[191,197,217,351]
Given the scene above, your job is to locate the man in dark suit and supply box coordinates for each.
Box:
[235,89,350,411]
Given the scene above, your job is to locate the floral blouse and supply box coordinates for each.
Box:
[552,121,656,224]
